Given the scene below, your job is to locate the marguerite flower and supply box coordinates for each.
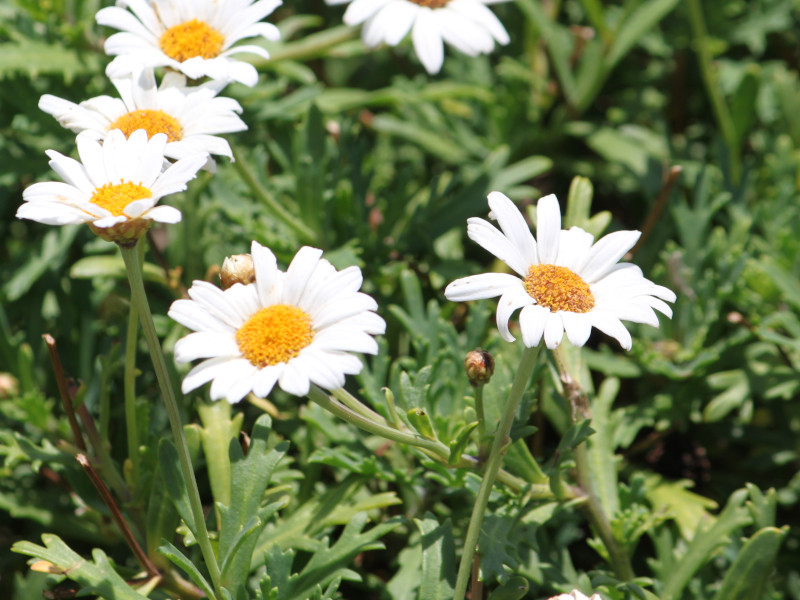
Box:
[97,0,281,87]
[445,192,676,350]
[327,0,510,74]
[548,592,602,600]
[39,66,246,162]
[168,242,386,403]
[17,129,207,244]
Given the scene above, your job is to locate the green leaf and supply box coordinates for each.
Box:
[586,378,622,517]
[0,39,103,81]
[370,114,469,163]
[262,512,403,600]
[158,438,196,532]
[606,0,681,69]
[158,540,216,599]
[3,227,79,301]
[658,488,753,600]
[712,527,787,600]
[70,255,168,286]
[704,369,750,422]
[12,534,149,600]
[415,514,456,600]
[219,414,288,586]
[488,576,529,600]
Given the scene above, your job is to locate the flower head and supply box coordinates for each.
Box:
[327,0,510,74]
[168,242,386,403]
[17,129,206,244]
[97,0,282,87]
[445,192,676,350]
[39,66,246,163]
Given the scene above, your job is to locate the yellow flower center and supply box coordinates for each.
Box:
[90,181,153,217]
[159,19,224,62]
[407,0,450,6]
[110,110,183,142]
[236,304,314,367]
[523,264,595,313]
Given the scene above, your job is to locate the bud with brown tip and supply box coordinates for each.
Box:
[219,253,255,289]
[464,349,494,387]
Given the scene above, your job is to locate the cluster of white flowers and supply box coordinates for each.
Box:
[18,0,675,404]
[18,0,282,243]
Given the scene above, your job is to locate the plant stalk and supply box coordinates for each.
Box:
[552,346,635,580]
[453,345,540,600]
[119,241,224,600]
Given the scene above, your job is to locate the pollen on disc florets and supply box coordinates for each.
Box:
[159,19,224,62]
[523,264,595,313]
[236,304,314,367]
[110,110,183,142]
[90,180,152,217]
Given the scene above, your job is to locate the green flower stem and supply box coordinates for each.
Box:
[453,345,540,600]
[473,383,487,446]
[119,242,224,600]
[307,385,544,496]
[686,0,741,184]
[332,387,386,421]
[252,25,358,65]
[230,142,317,244]
[552,346,634,581]
[124,241,143,489]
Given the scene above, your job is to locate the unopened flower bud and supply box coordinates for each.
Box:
[464,349,494,387]
[220,253,255,289]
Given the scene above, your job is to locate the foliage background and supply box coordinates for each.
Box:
[1,0,800,598]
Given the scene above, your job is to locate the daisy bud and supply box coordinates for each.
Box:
[464,349,494,387]
[220,253,255,289]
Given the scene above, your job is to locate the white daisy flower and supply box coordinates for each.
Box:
[17,129,207,244]
[97,0,282,87]
[39,66,246,162]
[445,192,676,350]
[327,0,510,74]
[168,242,386,403]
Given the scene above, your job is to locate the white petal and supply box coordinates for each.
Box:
[543,312,565,348]
[561,311,592,347]
[518,304,548,348]
[412,8,444,74]
[174,331,240,362]
[445,272,521,301]
[581,230,641,283]
[487,191,537,268]
[590,311,633,350]
[495,286,534,342]
[467,217,530,277]
[535,194,561,265]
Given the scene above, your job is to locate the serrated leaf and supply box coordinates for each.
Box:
[219,415,288,587]
[13,534,149,600]
[659,488,753,600]
[158,540,216,599]
[415,514,456,600]
[158,438,196,533]
[713,526,787,600]
[262,512,403,600]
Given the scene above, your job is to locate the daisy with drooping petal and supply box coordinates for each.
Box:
[327,0,510,74]
[97,0,282,87]
[17,129,207,244]
[168,241,386,404]
[39,66,246,162]
[445,192,676,350]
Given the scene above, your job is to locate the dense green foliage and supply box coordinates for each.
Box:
[1,0,799,599]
